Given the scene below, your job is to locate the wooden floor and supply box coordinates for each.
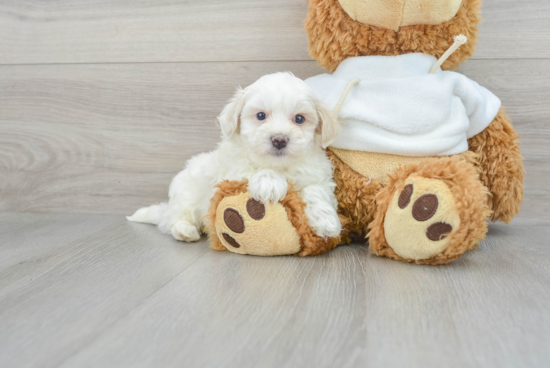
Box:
[0,213,549,368]
[2,0,550,367]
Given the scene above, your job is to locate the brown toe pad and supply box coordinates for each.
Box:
[426,222,453,241]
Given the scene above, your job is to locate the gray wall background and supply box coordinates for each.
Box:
[0,0,548,224]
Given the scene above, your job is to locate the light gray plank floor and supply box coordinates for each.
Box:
[0,213,548,368]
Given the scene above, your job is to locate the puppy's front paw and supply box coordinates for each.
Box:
[306,205,342,239]
[171,221,201,242]
[248,170,288,203]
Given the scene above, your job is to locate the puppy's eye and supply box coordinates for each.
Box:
[256,112,266,121]
[294,115,305,124]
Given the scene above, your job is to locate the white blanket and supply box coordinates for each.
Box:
[306,53,501,156]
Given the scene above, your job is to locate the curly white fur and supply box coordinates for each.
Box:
[127,73,342,241]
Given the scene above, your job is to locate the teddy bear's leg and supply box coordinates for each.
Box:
[205,180,339,257]
[368,157,492,265]
[326,149,383,245]
[468,107,524,223]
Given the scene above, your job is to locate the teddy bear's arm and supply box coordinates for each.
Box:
[468,107,524,223]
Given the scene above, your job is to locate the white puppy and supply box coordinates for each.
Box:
[128,72,342,242]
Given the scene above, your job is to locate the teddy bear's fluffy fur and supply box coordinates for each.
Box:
[467,107,524,223]
[305,0,524,264]
[305,0,482,72]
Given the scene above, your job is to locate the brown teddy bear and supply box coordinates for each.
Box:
[207,0,524,265]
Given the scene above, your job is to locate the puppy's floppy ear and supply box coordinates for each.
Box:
[217,87,246,138]
[314,98,339,149]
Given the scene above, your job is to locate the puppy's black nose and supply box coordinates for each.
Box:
[271,135,288,149]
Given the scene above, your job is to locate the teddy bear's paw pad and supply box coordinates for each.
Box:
[384,177,461,260]
[223,208,245,234]
[221,233,241,248]
[246,198,265,220]
[215,192,301,256]
[220,200,264,249]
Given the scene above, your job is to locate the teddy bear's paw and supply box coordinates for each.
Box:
[214,192,302,256]
[171,221,201,242]
[383,177,461,261]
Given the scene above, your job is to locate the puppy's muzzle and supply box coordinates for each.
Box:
[271,135,289,150]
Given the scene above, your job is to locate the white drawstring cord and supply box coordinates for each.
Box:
[331,78,361,120]
[429,35,468,74]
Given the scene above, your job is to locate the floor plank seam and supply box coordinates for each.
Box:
[50,246,210,368]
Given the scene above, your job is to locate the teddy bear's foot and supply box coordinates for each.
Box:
[206,180,340,256]
[369,157,492,265]
[213,191,302,256]
[383,177,460,260]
